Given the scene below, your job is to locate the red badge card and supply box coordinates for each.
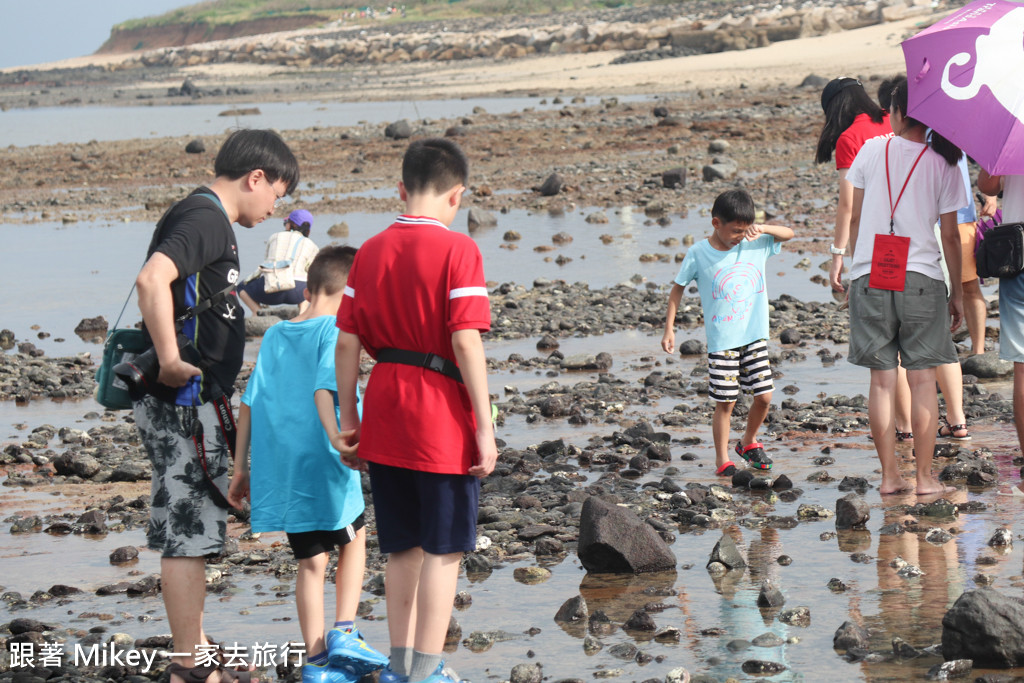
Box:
[868,233,910,292]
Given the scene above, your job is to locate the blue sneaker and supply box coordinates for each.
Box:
[378,664,409,683]
[301,662,359,683]
[325,628,388,676]
[417,662,457,683]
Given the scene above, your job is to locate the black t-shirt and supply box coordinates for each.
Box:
[143,187,244,405]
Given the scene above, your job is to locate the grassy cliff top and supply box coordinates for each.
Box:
[114,0,672,31]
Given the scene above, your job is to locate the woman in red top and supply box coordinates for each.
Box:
[816,77,893,294]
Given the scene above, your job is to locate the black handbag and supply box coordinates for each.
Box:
[976,222,1024,279]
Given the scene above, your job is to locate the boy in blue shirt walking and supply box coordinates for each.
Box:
[661,189,794,475]
[228,246,388,683]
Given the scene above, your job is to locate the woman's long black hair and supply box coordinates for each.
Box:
[889,75,962,166]
[815,82,886,164]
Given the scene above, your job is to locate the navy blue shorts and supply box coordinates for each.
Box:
[238,277,306,306]
[367,462,480,555]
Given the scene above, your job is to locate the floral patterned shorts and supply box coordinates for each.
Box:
[133,396,230,558]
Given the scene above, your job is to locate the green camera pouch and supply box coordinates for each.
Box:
[94,328,148,410]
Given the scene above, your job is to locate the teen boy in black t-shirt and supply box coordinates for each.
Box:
[131,129,299,683]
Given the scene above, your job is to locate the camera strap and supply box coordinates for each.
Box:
[175,282,238,326]
[187,397,236,510]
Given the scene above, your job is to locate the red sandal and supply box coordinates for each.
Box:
[735,441,773,470]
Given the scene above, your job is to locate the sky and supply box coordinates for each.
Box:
[0,0,195,69]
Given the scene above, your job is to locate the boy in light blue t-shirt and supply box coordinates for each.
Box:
[661,189,794,475]
[228,246,387,683]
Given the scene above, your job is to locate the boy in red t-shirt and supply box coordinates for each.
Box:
[334,138,497,683]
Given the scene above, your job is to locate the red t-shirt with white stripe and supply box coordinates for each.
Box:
[337,215,491,474]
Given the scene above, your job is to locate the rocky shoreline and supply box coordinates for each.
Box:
[4,1,1024,679]
[2,278,1021,682]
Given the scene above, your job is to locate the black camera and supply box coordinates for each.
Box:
[113,333,200,395]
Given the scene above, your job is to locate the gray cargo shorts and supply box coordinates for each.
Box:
[847,272,958,371]
[133,395,230,558]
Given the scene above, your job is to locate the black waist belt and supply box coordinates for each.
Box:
[376,348,463,384]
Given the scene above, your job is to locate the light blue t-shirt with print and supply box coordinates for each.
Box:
[673,234,781,353]
[243,315,364,534]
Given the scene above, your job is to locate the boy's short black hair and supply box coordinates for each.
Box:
[307,245,357,296]
[214,129,300,195]
[711,188,756,225]
[401,138,469,196]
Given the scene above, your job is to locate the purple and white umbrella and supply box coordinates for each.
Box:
[901,0,1024,174]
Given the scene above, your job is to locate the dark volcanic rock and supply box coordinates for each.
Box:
[9,618,56,634]
[757,579,785,608]
[779,327,802,344]
[467,207,498,231]
[554,595,588,623]
[662,167,686,189]
[926,659,973,680]
[384,119,413,139]
[537,173,564,196]
[678,339,706,355]
[74,316,108,333]
[577,496,676,573]
[835,493,870,530]
[624,609,656,631]
[834,621,870,651]
[962,352,1012,379]
[109,546,139,564]
[510,663,543,683]
[942,588,1024,667]
[536,334,560,351]
[185,139,206,154]
[52,452,101,479]
[707,532,746,570]
[741,660,786,675]
[539,396,570,417]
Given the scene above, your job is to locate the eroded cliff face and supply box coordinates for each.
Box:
[96,15,327,54]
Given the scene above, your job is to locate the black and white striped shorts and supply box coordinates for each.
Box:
[707,339,773,402]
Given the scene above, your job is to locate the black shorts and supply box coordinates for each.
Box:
[286,514,366,560]
[368,462,479,555]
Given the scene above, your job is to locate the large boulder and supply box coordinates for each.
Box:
[577,497,676,573]
[942,588,1024,667]
[962,352,1013,379]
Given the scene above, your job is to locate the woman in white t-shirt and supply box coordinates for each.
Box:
[846,75,965,496]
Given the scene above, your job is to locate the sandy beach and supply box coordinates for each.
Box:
[6,15,926,97]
